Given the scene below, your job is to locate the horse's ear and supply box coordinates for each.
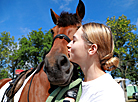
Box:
[50,9,60,25]
[76,0,85,20]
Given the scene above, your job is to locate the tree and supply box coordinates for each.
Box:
[0,31,16,79]
[106,15,138,84]
[0,68,10,79]
[106,15,138,100]
[0,28,52,79]
[17,28,52,69]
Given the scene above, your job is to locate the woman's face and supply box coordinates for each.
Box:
[67,26,88,64]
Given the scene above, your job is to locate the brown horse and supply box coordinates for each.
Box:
[0,78,12,89]
[0,0,85,102]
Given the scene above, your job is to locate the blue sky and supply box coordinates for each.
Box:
[0,0,138,42]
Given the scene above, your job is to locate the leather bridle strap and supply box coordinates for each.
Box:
[52,34,71,46]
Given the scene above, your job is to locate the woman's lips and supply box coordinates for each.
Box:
[68,51,70,57]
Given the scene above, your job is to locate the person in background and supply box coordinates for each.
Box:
[67,22,125,102]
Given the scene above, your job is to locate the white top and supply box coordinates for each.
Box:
[79,73,125,102]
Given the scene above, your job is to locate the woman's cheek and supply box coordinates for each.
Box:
[70,48,76,60]
[70,49,80,62]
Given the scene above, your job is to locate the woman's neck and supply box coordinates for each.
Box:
[83,65,105,82]
[80,55,106,82]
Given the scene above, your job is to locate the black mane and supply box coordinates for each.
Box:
[58,11,81,27]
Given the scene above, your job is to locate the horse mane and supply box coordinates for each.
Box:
[58,11,81,27]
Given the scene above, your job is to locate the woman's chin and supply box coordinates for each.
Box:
[69,58,71,61]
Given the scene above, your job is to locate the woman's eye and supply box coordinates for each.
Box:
[73,40,75,43]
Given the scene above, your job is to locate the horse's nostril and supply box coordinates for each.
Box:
[60,56,67,66]
[58,54,70,72]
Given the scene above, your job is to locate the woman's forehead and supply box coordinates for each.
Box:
[74,26,83,37]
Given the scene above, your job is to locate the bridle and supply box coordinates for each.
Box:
[52,34,71,46]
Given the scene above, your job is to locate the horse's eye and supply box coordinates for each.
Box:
[77,26,80,30]
[51,30,54,35]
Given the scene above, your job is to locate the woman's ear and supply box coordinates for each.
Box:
[88,44,98,55]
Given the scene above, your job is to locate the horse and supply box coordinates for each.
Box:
[0,78,12,89]
[0,0,85,101]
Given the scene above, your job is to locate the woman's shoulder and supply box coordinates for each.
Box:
[80,73,125,102]
[101,74,125,98]
[101,73,123,89]
[82,73,123,92]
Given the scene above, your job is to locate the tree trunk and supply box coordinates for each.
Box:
[122,80,128,101]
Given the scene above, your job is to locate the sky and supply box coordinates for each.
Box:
[0,0,138,42]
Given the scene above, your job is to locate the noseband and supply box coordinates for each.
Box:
[52,34,71,45]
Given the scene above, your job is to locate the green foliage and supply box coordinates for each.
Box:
[0,68,11,80]
[0,31,16,79]
[17,28,53,69]
[0,29,52,79]
[106,15,138,84]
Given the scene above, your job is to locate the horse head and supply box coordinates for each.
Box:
[44,0,85,86]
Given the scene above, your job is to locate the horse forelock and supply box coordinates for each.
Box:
[57,11,81,27]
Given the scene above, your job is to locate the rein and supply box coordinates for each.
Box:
[52,34,71,46]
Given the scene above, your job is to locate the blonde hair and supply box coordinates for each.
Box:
[82,22,119,71]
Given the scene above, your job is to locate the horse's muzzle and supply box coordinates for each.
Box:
[44,54,73,86]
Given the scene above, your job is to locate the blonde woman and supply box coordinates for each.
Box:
[67,23,125,102]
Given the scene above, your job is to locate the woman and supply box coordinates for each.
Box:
[67,23,125,102]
